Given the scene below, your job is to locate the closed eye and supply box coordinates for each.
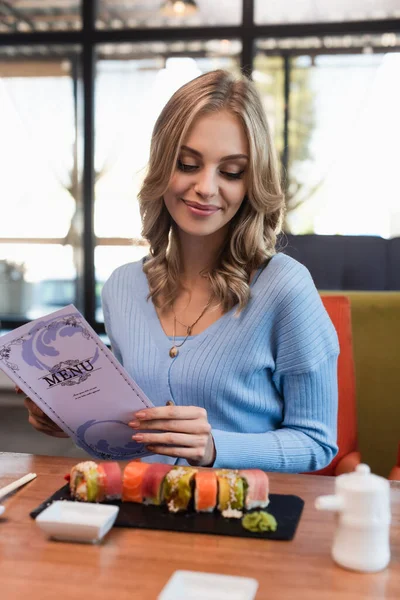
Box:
[177,160,245,180]
[221,170,245,180]
[177,159,198,173]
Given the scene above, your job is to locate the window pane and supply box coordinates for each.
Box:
[96,0,241,28]
[0,1,81,33]
[252,54,285,165]
[94,40,241,321]
[286,52,400,237]
[0,47,82,320]
[256,33,400,54]
[255,0,400,24]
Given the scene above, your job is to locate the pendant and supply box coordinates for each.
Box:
[169,346,178,358]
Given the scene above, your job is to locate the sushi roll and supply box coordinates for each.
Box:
[239,469,270,510]
[142,463,173,505]
[69,461,122,502]
[216,469,244,518]
[163,466,198,513]
[69,461,105,502]
[122,461,151,503]
[194,469,218,513]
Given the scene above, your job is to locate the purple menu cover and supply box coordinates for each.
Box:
[0,305,154,460]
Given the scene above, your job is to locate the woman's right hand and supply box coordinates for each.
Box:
[16,386,69,438]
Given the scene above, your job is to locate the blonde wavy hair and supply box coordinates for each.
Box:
[139,69,285,313]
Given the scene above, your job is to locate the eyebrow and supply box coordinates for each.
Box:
[181,145,248,161]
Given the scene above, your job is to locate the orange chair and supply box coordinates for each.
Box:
[388,443,400,481]
[311,295,361,476]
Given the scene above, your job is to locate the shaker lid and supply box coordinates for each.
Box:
[338,463,390,492]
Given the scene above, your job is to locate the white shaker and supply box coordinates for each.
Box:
[315,463,391,572]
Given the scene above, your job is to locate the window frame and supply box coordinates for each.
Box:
[0,0,399,332]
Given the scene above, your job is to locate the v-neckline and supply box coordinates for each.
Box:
[138,258,271,358]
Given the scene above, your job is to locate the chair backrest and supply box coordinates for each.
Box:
[389,443,400,480]
[313,295,358,475]
[344,292,400,476]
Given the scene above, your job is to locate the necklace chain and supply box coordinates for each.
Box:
[169,295,212,358]
[174,314,191,330]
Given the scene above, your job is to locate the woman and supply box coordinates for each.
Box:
[24,70,339,472]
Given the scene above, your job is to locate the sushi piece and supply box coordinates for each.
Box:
[216,469,245,518]
[122,461,151,503]
[69,461,122,502]
[239,469,270,510]
[69,461,105,502]
[164,466,198,513]
[194,469,218,513]
[142,463,173,505]
[97,462,122,500]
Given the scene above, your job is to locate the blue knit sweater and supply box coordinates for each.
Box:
[101,253,339,472]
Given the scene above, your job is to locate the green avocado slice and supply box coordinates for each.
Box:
[164,467,197,511]
[85,467,99,502]
[217,474,244,511]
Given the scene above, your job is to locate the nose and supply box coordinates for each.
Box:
[193,167,218,200]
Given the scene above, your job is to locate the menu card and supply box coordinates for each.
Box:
[0,305,154,461]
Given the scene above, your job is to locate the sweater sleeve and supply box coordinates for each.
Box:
[212,354,338,471]
[212,262,339,472]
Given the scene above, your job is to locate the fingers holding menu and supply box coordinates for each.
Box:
[129,405,216,467]
[24,397,69,438]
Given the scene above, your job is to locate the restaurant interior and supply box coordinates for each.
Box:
[0,2,400,598]
[1,0,399,474]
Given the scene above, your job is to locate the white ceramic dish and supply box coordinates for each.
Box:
[35,500,119,543]
[157,570,259,600]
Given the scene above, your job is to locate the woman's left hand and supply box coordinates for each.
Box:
[129,405,216,467]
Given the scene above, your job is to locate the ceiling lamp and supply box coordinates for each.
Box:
[160,0,198,18]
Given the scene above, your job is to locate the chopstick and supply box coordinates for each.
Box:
[0,473,37,501]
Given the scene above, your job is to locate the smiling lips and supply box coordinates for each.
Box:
[182,199,220,216]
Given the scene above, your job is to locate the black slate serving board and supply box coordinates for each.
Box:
[30,484,304,541]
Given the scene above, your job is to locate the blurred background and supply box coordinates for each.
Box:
[1,0,400,330]
[0,1,399,460]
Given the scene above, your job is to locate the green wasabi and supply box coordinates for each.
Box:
[241,511,278,533]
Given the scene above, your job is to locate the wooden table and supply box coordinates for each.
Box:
[0,453,399,600]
